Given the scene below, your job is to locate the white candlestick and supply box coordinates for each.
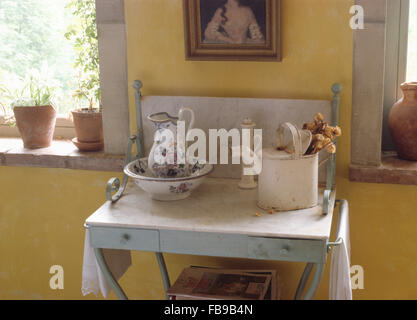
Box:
[238,118,257,189]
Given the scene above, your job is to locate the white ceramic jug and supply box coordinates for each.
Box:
[147,107,195,178]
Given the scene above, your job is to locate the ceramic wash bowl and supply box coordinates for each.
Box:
[124,158,214,201]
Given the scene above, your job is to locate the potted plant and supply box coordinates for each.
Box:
[4,74,57,149]
[66,0,103,152]
[70,74,103,151]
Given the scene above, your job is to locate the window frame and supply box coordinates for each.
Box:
[0,0,130,155]
[350,0,417,185]
[382,0,410,150]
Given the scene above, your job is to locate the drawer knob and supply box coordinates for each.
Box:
[280,246,290,255]
[122,233,131,241]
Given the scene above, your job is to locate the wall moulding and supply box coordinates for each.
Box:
[95,0,130,155]
[351,0,388,167]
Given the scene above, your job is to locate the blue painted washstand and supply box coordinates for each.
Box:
[85,80,349,300]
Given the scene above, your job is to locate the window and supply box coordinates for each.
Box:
[350,0,417,185]
[382,0,416,150]
[0,0,100,139]
[406,0,417,82]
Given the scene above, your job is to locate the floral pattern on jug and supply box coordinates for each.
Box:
[147,108,195,178]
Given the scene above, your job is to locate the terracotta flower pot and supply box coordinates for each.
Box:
[71,109,103,151]
[388,82,417,161]
[13,105,56,149]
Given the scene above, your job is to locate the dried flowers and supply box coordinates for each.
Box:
[303,113,341,155]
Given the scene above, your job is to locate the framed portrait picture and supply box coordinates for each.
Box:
[183,0,281,61]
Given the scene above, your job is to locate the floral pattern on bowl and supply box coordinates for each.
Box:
[169,183,192,194]
[124,157,213,201]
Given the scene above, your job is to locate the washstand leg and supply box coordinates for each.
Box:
[156,252,171,300]
[295,263,325,300]
[94,248,128,300]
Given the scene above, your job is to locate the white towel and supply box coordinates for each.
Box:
[329,208,352,300]
[82,229,132,298]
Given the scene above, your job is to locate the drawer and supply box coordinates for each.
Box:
[248,237,326,263]
[160,230,248,258]
[88,226,159,252]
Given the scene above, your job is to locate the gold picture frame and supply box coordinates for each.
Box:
[183,0,281,61]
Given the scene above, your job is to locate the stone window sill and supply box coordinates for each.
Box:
[349,152,417,185]
[0,138,124,172]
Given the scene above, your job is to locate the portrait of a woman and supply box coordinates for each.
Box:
[201,0,266,44]
[183,0,280,60]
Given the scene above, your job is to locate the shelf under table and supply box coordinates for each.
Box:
[86,178,335,240]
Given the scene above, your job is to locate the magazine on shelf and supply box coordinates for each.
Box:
[167,266,278,300]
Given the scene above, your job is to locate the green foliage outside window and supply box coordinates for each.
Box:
[0,0,100,117]
[65,0,101,110]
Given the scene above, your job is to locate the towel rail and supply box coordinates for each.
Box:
[327,199,349,252]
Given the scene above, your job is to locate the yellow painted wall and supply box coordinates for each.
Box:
[0,0,416,299]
